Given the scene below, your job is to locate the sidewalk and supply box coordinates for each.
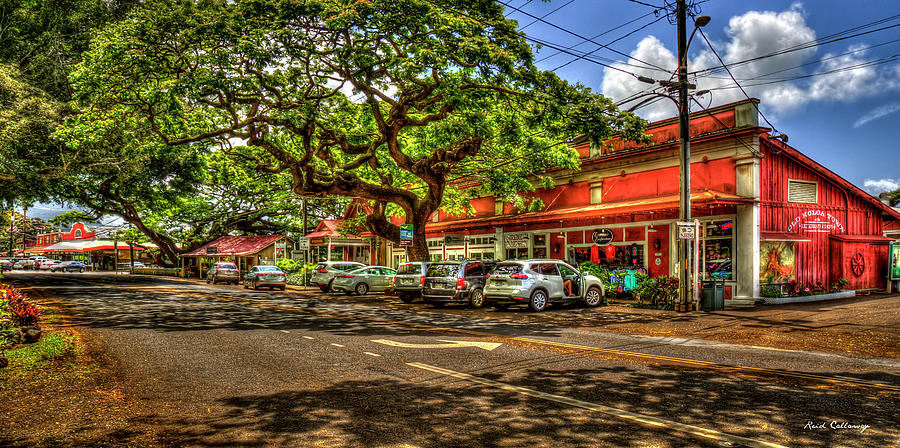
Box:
[533,294,900,359]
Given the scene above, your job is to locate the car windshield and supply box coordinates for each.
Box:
[493,263,524,275]
[426,263,460,277]
[397,264,422,275]
[314,264,327,270]
[257,266,280,272]
[219,263,237,269]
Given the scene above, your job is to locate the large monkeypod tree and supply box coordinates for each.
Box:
[64,0,647,261]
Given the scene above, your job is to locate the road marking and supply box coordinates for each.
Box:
[87,283,900,393]
[408,362,787,448]
[331,343,345,347]
[371,339,502,351]
[280,330,290,333]
[303,336,315,340]
[364,352,382,357]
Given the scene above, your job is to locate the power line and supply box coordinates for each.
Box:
[551,13,668,72]
[694,36,900,82]
[696,28,779,133]
[497,0,670,72]
[519,0,578,31]
[691,14,900,77]
[535,10,659,64]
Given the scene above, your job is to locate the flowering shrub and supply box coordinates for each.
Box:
[1,284,42,327]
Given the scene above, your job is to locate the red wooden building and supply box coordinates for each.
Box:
[354,99,899,305]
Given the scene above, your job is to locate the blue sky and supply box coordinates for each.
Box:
[504,0,900,194]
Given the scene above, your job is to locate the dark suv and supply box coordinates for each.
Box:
[393,261,431,303]
[423,260,496,308]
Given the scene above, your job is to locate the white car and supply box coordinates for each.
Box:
[39,259,60,270]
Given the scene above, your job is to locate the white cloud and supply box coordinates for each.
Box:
[862,178,900,195]
[602,4,900,122]
[853,102,900,128]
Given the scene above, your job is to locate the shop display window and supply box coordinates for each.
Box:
[506,247,528,259]
[702,220,734,280]
[570,244,644,268]
[760,241,796,283]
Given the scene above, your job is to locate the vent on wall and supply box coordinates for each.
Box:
[788,180,817,204]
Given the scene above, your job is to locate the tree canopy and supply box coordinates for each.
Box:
[63,0,648,260]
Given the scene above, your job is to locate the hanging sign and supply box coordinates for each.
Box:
[505,233,529,249]
[296,237,310,251]
[591,229,614,245]
[787,211,845,234]
[677,222,696,239]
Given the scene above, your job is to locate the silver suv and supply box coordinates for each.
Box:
[310,261,366,292]
[484,260,605,312]
[393,261,431,303]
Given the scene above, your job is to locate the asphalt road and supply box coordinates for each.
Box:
[7,272,899,447]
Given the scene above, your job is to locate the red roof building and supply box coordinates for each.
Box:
[180,234,294,278]
[357,99,900,305]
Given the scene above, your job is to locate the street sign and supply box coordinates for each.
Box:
[296,237,310,251]
[400,224,413,246]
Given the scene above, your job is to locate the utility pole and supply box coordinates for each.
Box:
[676,0,692,312]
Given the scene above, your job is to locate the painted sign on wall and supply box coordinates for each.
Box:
[787,210,845,234]
[505,233,528,249]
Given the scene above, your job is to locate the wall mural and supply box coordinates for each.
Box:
[760,241,796,283]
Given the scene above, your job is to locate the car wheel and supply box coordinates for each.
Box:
[319,286,329,293]
[280,286,286,291]
[469,288,485,308]
[493,302,511,311]
[528,290,548,312]
[355,283,369,295]
[583,287,603,307]
[79,268,84,273]
[253,281,260,290]
[324,279,334,293]
[243,280,249,289]
[400,295,414,304]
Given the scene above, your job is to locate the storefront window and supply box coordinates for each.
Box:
[571,244,644,269]
[702,220,734,280]
[760,241,796,283]
[506,248,528,259]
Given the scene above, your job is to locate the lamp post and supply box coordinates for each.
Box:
[675,3,709,311]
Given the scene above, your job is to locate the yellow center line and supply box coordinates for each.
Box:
[96,284,900,393]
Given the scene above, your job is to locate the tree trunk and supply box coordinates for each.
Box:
[404,208,432,262]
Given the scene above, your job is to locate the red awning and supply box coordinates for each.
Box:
[428,190,754,232]
[760,232,812,242]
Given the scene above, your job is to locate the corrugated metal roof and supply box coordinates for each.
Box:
[181,235,285,257]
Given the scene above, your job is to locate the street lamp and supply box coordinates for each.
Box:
[676,8,711,311]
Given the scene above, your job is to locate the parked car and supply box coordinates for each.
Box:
[13,260,28,270]
[242,265,287,291]
[331,266,397,295]
[393,261,432,303]
[38,259,60,270]
[206,262,240,285]
[0,259,11,272]
[423,259,496,308]
[310,261,366,292]
[484,259,605,312]
[32,257,49,270]
[51,261,87,273]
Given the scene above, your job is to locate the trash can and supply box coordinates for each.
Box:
[701,279,725,311]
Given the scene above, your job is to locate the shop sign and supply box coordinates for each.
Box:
[591,229,614,245]
[677,222,696,239]
[505,233,529,249]
[890,244,900,281]
[787,210,845,234]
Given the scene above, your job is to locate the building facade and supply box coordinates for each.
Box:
[361,99,899,305]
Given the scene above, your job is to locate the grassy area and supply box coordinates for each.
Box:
[3,331,77,370]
